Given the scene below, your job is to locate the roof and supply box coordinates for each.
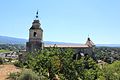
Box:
[30,19,43,30]
[85,37,95,47]
[44,44,89,48]
[30,26,43,30]
[44,38,95,48]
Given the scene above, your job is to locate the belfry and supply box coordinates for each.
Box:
[26,11,95,57]
[26,11,43,52]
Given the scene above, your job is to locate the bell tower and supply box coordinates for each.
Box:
[26,11,43,52]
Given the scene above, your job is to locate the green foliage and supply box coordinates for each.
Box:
[14,61,24,68]
[8,70,47,80]
[7,72,20,80]
[23,48,103,80]
[0,44,25,51]
[0,57,4,64]
[95,47,120,63]
[18,70,40,80]
[0,49,10,53]
[8,47,120,80]
[103,61,120,80]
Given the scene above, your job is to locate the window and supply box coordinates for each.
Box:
[33,32,37,37]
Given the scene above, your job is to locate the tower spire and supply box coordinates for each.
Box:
[88,35,90,41]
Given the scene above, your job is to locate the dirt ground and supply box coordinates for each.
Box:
[0,64,20,80]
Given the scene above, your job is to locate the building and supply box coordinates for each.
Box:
[26,11,43,52]
[26,12,95,55]
[0,51,18,59]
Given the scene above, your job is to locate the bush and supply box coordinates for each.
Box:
[18,69,40,80]
[0,57,4,64]
[7,70,47,80]
[14,61,23,68]
[7,72,20,80]
[103,61,120,80]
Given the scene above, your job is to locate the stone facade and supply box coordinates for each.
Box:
[26,13,43,52]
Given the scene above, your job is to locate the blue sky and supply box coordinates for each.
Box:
[0,0,120,44]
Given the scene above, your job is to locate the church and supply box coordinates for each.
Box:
[26,12,95,55]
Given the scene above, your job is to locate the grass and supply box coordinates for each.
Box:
[0,49,10,53]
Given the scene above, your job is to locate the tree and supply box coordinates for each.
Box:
[103,61,120,80]
[22,47,103,80]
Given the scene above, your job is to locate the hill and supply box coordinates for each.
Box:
[96,44,120,47]
[0,35,72,45]
[0,35,120,47]
[0,36,27,44]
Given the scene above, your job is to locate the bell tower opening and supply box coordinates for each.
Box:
[33,32,37,37]
[26,11,43,52]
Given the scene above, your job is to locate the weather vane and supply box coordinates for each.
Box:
[36,11,38,18]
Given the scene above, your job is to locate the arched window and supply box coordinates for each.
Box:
[33,32,37,37]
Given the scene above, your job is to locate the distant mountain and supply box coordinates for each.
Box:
[0,36,27,44]
[0,35,120,47]
[96,44,120,47]
[0,35,77,44]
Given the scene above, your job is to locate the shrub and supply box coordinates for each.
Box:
[14,61,23,68]
[103,61,120,80]
[18,69,40,80]
[7,72,20,80]
[0,57,4,64]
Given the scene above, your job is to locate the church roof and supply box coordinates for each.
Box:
[85,37,95,47]
[30,26,43,30]
[30,19,43,30]
[44,44,89,48]
[44,38,95,48]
